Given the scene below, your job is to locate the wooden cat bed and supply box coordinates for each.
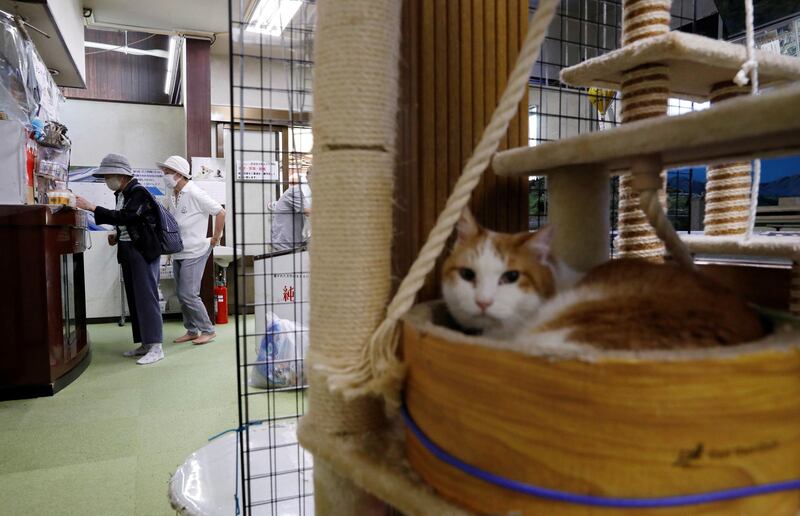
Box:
[402,302,800,515]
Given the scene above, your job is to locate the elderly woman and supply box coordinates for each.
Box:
[159,155,225,345]
[76,153,165,365]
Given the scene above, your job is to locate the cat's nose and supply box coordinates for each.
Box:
[476,298,493,312]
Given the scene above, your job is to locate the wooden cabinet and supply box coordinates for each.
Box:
[0,205,90,400]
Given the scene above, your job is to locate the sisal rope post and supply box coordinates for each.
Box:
[305,0,402,510]
[621,0,671,46]
[305,0,401,436]
[616,0,671,260]
[703,81,752,236]
[323,0,561,406]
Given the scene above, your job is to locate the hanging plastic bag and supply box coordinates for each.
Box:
[0,16,38,125]
[249,311,309,389]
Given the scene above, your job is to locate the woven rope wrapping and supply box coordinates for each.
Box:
[621,0,671,45]
[323,0,561,406]
[619,64,669,122]
[703,82,752,236]
[308,369,386,435]
[313,2,401,147]
[617,63,668,259]
[308,0,401,432]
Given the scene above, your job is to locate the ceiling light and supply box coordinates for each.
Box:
[85,41,168,58]
[164,36,182,95]
[246,0,302,37]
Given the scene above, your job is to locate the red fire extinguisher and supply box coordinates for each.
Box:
[215,285,228,324]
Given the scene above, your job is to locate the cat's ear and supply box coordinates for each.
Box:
[455,208,480,243]
[524,225,554,263]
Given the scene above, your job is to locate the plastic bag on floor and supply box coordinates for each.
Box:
[249,311,309,389]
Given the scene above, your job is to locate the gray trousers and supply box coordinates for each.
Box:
[173,246,215,335]
[119,242,163,345]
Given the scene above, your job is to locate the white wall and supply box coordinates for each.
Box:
[61,99,186,318]
[60,99,186,167]
[211,53,313,112]
[529,86,610,144]
[210,49,313,254]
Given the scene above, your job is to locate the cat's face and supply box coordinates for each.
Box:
[442,210,556,337]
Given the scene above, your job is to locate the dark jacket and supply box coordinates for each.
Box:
[94,178,161,263]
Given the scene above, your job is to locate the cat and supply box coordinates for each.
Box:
[441,209,766,350]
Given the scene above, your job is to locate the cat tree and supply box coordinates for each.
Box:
[298,0,800,514]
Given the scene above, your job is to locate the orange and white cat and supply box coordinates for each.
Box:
[441,210,765,350]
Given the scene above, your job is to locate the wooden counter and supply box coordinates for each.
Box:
[0,204,91,400]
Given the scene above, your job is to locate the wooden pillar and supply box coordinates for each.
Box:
[184,37,215,318]
[394,0,530,301]
[185,38,212,159]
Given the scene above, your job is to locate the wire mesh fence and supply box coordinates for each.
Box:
[227,0,721,513]
[229,0,315,514]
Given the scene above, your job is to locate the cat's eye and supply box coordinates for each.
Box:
[459,268,476,282]
[500,270,519,284]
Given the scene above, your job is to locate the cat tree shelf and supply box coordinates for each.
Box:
[491,83,800,178]
[560,32,800,100]
[297,419,470,516]
[683,234,800,259]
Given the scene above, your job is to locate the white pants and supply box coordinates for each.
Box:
[173,247,214,335]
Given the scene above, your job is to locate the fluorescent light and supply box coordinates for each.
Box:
[246,0,302,37]
[164,36,181,95]
[85,41,169,58]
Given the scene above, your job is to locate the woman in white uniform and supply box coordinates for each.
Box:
[159,156,225,345]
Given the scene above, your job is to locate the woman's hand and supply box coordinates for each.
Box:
[76,196,96,212]
[108,233,118,246]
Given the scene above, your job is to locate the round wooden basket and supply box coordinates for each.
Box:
[403,302,800,515]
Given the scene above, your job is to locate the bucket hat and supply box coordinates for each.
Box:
[157,155,191,179]
[93,153,133,177]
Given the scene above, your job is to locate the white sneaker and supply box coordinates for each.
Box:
[123,344,150,357]
[136,344,164,365]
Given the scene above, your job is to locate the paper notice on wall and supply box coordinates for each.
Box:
[758,38,781,55]
[132,169,167,196]
[70,166,166,197]
[236,160,279,182]
[192,157,227,181]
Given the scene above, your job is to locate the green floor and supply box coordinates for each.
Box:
[0,317,304,516]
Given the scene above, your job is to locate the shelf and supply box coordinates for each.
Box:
[4,1,86,88]
[297,419,470,516]
[491,84,800,178]
[560,32,800,101]
[683,234,800,259]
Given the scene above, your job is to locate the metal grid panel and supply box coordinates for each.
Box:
[527,0,709,244]
[229,1,315,514]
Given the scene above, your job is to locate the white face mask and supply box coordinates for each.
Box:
[164,174,179,188]
[105,176,123,191]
